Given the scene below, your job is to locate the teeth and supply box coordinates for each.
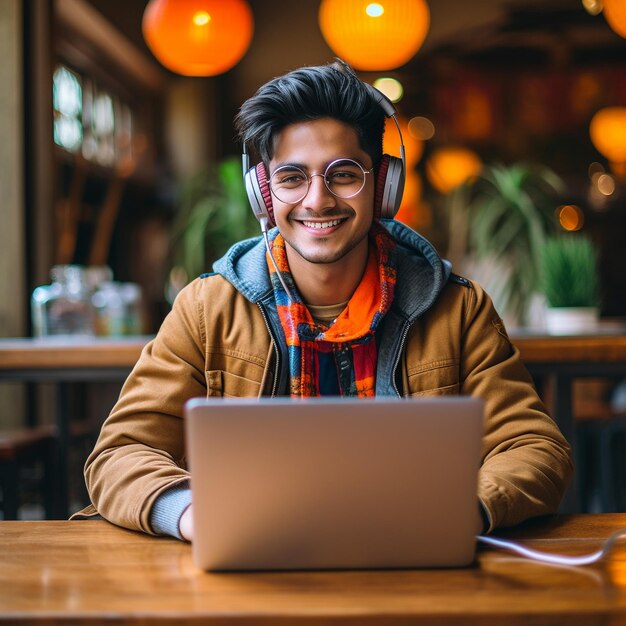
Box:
[302,219,342,229]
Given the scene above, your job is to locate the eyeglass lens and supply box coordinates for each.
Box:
[269,158,369,204]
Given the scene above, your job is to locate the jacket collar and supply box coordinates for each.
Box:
[212,219,451,323]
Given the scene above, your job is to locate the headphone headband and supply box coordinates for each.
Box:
[366,84,407,178]
[364,83,397,118]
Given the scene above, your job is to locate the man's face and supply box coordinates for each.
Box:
[269,118,375,268]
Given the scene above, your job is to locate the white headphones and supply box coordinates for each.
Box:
[242,84,406,227]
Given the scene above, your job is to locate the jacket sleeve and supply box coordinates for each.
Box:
[460,282,574,531]
[83,279,207,535]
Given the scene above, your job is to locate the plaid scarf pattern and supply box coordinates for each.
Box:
[268,222,397,397]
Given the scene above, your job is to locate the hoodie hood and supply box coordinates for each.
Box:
[213,220,451,321]
[213,220,452,396]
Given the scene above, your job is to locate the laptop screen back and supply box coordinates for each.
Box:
[185,396,484,571]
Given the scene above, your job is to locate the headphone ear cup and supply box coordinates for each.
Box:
[373,155,390,220]
[244,162,275,226]
[375,154,405,219]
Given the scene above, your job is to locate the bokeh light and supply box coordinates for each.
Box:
[557,204,584,231]
[408,116,435,141]
[426,147,483,194]
[603,0,626,38]
[590,106,626,163]
[373,77,404,103]
[597,173,616,196]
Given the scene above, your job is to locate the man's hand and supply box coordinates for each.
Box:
[179,504,194,542]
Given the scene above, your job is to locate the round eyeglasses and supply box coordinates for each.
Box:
[269,158,374,205]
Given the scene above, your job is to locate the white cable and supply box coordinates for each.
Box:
[477,529,626,566]
[261,218,294,302]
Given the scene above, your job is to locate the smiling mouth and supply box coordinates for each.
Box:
[300,218,346,229]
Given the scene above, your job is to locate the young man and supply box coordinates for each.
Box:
[79,60,572,541]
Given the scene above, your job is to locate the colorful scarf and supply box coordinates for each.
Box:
[268,222,397,397]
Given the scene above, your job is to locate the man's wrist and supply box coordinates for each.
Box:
[150,483,192,540]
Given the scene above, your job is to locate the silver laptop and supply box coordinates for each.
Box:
[185,396,484,571]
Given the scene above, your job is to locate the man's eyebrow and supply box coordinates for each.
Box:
[272,157,368,170]
[331,157,368,167]
[272,161,308,170]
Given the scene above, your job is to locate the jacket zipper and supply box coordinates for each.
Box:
[257,302,280,397]
[258,304,410,398]
[391,321,411,398]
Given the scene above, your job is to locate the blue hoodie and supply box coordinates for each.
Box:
[212,219,454,397]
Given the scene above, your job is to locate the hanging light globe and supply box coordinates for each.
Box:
[426,147,482,194]
[319,0,430,71]
[603,0,626,38]
[589,106,626,164]
[142,0,254,77]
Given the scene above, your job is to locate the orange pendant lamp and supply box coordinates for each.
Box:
[319,0,430,71]
[603,0,626,38]
[142,0,254,77]
[590,106,626,172]
[426,147,482,194]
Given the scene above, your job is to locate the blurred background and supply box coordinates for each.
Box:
[3,0,626,337]
[2,0,626,514]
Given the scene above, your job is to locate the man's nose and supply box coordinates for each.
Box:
[303,174,336,209]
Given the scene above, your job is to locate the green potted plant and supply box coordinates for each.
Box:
[167,157,259,302]
[540,235,601,334]
[448,162,564,327]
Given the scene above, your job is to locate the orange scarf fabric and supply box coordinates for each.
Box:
[267,223,397,397]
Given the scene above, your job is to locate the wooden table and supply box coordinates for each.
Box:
[510,331,626,512]
[0,514,625,624]
[512,332,626,455]
[0,336,149,379]
[0,336,151,518]
[513,332,626,364]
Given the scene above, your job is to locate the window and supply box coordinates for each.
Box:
[53,64,134,167]
[53,65,82,152]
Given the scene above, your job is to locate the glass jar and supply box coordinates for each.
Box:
[119,282,145,335]
[31,265,96,337]
[91,281,126,337]
[84,265,114,293]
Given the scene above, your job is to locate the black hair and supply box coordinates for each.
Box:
[234,59,386,166]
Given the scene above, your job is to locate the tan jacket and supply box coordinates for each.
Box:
[81,269,573,534]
